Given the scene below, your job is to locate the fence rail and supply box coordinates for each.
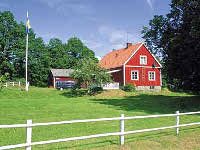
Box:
[102,82,119,90]
[0,111,200,150]
[3,82,21,87]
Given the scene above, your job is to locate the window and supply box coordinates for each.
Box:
[148,71,155,81]
[131,70,139,80]
[140,55,147,65]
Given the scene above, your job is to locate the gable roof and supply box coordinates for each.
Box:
[50,69,74,77]
[98,43,143,69]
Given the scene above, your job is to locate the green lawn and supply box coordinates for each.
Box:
[0,87,200,150]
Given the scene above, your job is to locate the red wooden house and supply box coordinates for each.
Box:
[99,42,162,91]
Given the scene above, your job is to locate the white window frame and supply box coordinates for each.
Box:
[148,71,155,81]
[140,55,147,65]
[131,70,139,80]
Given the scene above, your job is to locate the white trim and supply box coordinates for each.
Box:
[107,69,122,74]
[143,43,163,68]
[131,70,139,80]
[123,43,143,86]
[160,69,162,86]
[140,55,147,65]
[124,43,144,65]
[148,71,156,81]
[53,77,56,88]
[122,42,162,86]
[123,64,125,86]
[123,42,162,68]
[125,65,161,68]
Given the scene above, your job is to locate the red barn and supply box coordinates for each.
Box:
[99,42,162,91]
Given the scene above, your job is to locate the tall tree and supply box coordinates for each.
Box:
[0,11,50,86]
[28,37,50,87]
[0,11,18,77]
[47,38,69,69]
[142,0,200,91]
[65,37,97,68]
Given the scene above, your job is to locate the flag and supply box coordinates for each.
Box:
[26,11,31,34]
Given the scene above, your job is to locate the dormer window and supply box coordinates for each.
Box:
[140,55,147,65]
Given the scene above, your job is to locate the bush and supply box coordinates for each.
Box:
[0,75,6,90]
[122,83,136,92]
[14,78,26,85]
[91,87,103,95]
[0,73,9,91]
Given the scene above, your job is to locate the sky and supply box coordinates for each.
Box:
[0,0,171,58]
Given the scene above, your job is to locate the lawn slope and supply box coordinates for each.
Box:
[0,87,200,150]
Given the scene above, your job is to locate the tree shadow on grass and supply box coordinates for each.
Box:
[61,89,88,97]
[61,88,103,98]
[89,94,200,114]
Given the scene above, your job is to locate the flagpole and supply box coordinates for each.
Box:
[25,33,28,91]
[25,11,29,91]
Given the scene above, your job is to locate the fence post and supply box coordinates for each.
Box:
[175,111,179,135]
[12,82,14,86]
[6,82,8,87]
[120,114,125,145]
[26,120,32,150]
[19,81,21,86]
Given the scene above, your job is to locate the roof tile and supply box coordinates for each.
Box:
[99,43,142,69]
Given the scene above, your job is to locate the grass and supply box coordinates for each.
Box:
[0,87,200,150]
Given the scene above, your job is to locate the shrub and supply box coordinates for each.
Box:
[14,78,26,85]
[0,75,5,90]
[91,87,103,95]
[0,73,9,91]
[122,83,136,92]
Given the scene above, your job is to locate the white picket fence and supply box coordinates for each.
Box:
[102,82,119,90]
[3,82,21,87]
[0,111,200,150]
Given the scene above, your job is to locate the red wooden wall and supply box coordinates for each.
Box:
[126,45,160,67]
[125,67,161,86]
[110,67,124,86]
[125,45,161,86]
[55,77,75,82]
[109,45,162,86]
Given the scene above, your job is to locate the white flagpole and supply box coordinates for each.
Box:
[25,11,29,91]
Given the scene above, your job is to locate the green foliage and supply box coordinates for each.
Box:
[0,11,18,77]
[161,75,168,89]
[0,74,5,90]
[122,83,136,92]
[0,73,9,90]
[0,11,98,87]
[71,58,112,94]
[47,38,69,69]
[65,37,98,67]
[142,0,200,91]
[28,37,50,87]
[90,87,103,95]
[14,78,26,85]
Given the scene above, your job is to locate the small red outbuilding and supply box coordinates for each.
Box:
[99,42,162,91]
[49,69,75,88]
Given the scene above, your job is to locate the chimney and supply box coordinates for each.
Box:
[126,43,132,48]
